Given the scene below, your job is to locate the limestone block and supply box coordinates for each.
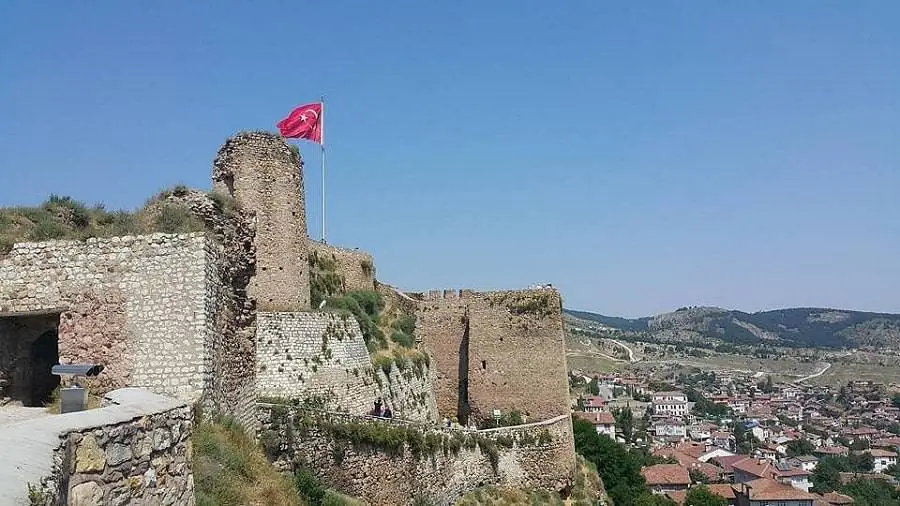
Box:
[75,435,106,473]
[106,443,133,466]
[69,481,104,506]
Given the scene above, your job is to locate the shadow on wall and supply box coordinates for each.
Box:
[457,312,470,426]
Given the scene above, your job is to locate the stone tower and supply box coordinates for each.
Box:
[213,131,310,311]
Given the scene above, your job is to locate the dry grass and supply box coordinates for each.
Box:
[456,487,563,506]
[193,417,304,506]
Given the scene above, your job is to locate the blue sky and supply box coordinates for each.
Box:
[1,2,897,317]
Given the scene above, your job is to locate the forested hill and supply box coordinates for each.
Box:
[565,306,900,349]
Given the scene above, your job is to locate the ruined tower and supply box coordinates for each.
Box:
[213,132,310,311]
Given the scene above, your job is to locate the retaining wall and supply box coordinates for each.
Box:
[0,388,194,505]
[257,406,575,506]
[256,311,377,414]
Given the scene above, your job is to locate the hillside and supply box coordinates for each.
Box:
[566,306,900,349]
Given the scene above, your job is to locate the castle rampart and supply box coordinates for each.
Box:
[414,288,570,426]
[257,406,574,506]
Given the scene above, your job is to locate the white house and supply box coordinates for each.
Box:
[574,411,617,439]
[652,391,689,417]
[868,449,898,473]
[654,419,687,440]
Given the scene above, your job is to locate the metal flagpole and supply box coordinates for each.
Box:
[321,96,327,243]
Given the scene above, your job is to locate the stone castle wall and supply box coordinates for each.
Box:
[414,289,570,425]
[258,407,575,506]
[256,311,377,414]
[213,132,310,311]
[0,388,193,506]
[0,234,211,402]
[375,359,440,424]
[309,241,375,293]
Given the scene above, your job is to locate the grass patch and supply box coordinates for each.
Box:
[455,486,564,506]
[193,416,304,506]
[0,189,217,256]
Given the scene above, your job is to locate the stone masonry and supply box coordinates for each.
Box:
[414,288,570,426]
[375,360,440,424]
[0,388,194,506]
[0,234,211,402]
[256,311,377,414]
[213,132,310,311]
[258,407,575,506]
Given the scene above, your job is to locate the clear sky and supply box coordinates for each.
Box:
[1,2,898,317]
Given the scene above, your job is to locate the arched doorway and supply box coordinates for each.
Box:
[28,329,60,406]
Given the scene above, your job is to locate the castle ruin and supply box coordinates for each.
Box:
[0,131,574,505]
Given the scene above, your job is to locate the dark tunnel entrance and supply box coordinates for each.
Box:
[0,313,61,407]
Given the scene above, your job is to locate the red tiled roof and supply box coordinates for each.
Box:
[706,484,737,500]
[676,442,708,459]
[866,449,897,458]
[821,491,854,505]
[712,454,746,472]
[583,396,607,408]
[732,457,774,479]
[642,464,691,486]
[741,477,817,501]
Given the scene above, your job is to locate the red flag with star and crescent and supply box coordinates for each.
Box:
[277,102,323,144]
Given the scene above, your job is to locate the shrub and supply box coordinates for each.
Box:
[390,330,415,348]
[152,202,204,234]
[294,467,326,506]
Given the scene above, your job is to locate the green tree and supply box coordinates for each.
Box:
[786,438,816,457]
[733,421,757,454]
[689,468,710,484]
[841,477,900,506]
[588,377,600,396]
[573,418,649,506]
[892,393,900,409]
[684,485,727,506]
[612,407,635,443]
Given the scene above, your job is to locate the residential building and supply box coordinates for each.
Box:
[581,396,607,413]
[573,411,617,439]
[642,464,691,494]
[787,455,819,472]
[867,449,897,473]
[734,478,816,506]
[653,391,689,417]
[732,458,812,492]
[654,419,688,441]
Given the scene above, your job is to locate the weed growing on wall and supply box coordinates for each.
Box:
[310,251,347,307]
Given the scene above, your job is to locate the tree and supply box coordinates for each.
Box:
[841,477,900,505]
[612,407,635,444]
[813,455,875,493]
[892,393,900,409]
[573,418,650,506]
[733,421,757,454]
[689,468,711,484]
[786,438,816,457]
[684,485,727,506]
[588,377,600,396]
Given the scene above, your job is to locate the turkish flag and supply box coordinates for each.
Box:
[277,102,323,144]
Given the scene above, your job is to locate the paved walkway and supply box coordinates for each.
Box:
[0,406,50,427]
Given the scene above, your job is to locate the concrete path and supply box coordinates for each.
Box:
[0,406,50,427]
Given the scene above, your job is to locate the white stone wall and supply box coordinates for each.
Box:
[0,234,211,403]
[375,360,440,423]
[256,311,377,414]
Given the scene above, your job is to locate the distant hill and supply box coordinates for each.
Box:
[565,306,900,349]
